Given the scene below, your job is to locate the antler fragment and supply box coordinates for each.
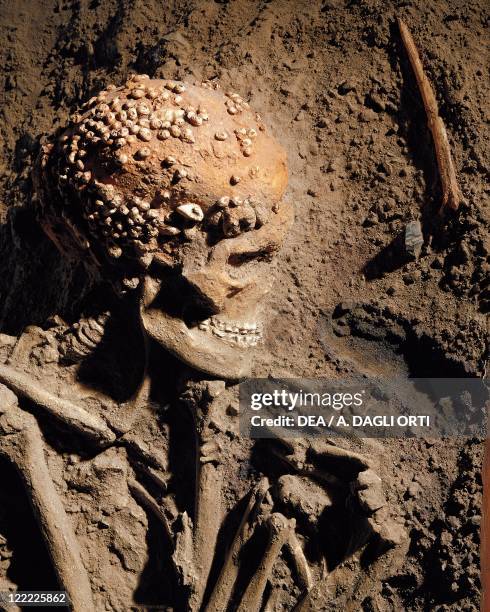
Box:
[398,17,465,211]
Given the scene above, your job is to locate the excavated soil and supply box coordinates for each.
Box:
[0,1,488,611]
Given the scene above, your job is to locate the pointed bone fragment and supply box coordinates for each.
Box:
[398,18,465,211]
[206,478,270,611]
[172,511,195,589]
[0,390,95,611]
[286,531,313,592]
[236,513,295,612]
[0,363,115,447]
[176,203,204,222]
[128,478,173,545]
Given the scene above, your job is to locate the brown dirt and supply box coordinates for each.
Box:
[0,1,488,611]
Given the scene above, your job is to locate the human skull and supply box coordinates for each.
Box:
[34,75,292,379]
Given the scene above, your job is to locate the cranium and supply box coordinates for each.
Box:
[34,75,292,379]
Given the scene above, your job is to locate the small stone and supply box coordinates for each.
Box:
[130,89,145,99]
[206,380,226,398]
[407,481,421,498]
[134,147,151,160]
[370,518,407,548]
[355,469,380,488]
[338,79,356,95]
[122,277,140,290]
[357,486,386,513]
[365,92,386,112]
[402,271,420,285]
[405,220,423,259]
[138,128,152,142]
[215,131,228,141]
[175,203,204,222]
[358,109,378,123]
[353,469,385,513]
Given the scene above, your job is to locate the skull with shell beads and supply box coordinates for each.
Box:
[34,75,292,378]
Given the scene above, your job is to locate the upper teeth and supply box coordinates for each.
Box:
[198,317,263,346]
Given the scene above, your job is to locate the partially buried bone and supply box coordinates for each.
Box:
[286,531,313,592]
[188,382,226,610]
[397,18,465,211]
[236,513,296,612]
[128,478,173,545]
[0,384,94,611]
[0,362,115,447]
[206,477,270,611]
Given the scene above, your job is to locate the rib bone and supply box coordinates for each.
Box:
[128,478,173,545]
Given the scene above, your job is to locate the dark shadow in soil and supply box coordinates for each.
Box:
[133,510,176,610]
[0,207,94,336]
[362,233,406,280]
[321,301,479,378]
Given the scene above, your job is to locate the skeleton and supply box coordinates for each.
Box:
[0,76,407,610]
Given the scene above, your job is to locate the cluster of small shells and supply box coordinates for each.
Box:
[41,75,272,269]
[224,90,249,115]
[48,75,213,261]
[234,127,257,157]
[205,196,269,238]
